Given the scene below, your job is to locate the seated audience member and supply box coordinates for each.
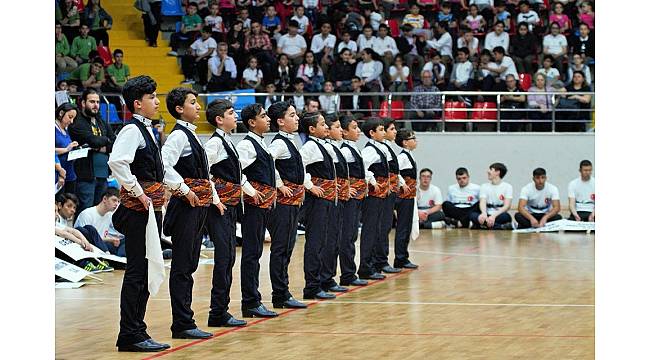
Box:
[56,23,78,74]
[457,29,479,59]
[500,74,527,131]
[277,20,308,66]
[476,49,498,92]
[181,27,216,86]
[297,50,325,92]
[389,54,410,94]
[330,48,357,92]
[396,24,425,79]
[372,24,399,68]
[407,70,442,131]
[56,193,80,227]
[341,77,367,119]
[509,21,538,74]
[245,21,277,79]
[417,168,446,229]
[74,188,125,257]
[484,21,509,53]
[290,5,310,35]
[242,56,265,90]
[568,160,595,222]
[427,22,453,64]
[463,4,486,33]
[318,81,339,114]
[556,70,592,132]
[567,53,592,88]
[516,0,540,33]
[481,46,518,90]
[310,22,337,71]
[469,162,514,230]
[104,49,130,92]
[403,4,426,30]
[204,3,225,41]
[290,78,306,112]
[207,42,238,92]
[262,5,282,40]
[514,168,562,229]
[336,31,358,55]
[356,25,376,57]
[448,47,475,96]
[422,51,446,88]
[542,22,568,72]
[527,72,555,131]
[569,23,594,65]
[66,57,105,90]
[493,0,511,32]
[168,2,203,57]
[274,53,295,93]
[442,167,481,228]
[70,24,98,64]
[355,48,384,110]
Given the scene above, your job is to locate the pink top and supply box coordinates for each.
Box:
[578,13,594,29]
[219,0,235,9]
[549,14,569,29]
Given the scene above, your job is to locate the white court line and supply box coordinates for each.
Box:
[410,250,594,263]
[320,300,594,308]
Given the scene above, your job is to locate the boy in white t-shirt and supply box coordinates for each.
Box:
[442,167,481,228]
[470,162,514,229]
[416,168,446,229]
[568,160,595,222]
[514,168,562,229]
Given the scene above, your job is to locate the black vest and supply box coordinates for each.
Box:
[341,142,365,179]
[209,131,241,184]
[129,120,164,182]
[305,138,335,180]
[171,124,209,179]
[241,134,276,187]
[365,142,388,178]
[384,142,400,175]
[330,142,349,179]
[400,150,417,179]
[273,134,305,184]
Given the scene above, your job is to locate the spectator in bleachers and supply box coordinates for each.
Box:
[277,20,307,66]
[140,0,162,47]
[318,81,339,114]
[264,83,281,108]
[469,162,513,230]
[516,0,540,32]
[59,0,81,43]
[83,0,112,46]
[549,1,570,33]
[437,2,458,28]
[167,2,203,57]
[242,56,265,90]
[422,51,447,88]
[499,73,527,131]
[305,98,321,113]
[56,80,73,107]
[476,49,498,91]
[262,4,282,41]
[481,46,517,88]
[356,48,384,109]
[291,5,310,35]
[567,159,595,222]
[356,25,377,57]
[71,24,97,64]
[56,23,78,74]
[311,22,337,73]
[484,21,509,53]
[330,48,357,91]
[341,76,367,119]
[70,88,115,213]
[427,22,453,65]
[577,1,594,30]
[246,21,276,77]
[196,0,210,18]
[389,54,410,94]
[364,7,385,32]
[542,22,568,71]
[74,187,125,256]
[104,49,130,93]
[181,27,216,86]
[567,53,591,87]
[207,42,238,91]
[67,57,105,90]
[457,28,480,58]
[274,53,295,92]
[463,4,486,33]
[303,0,320,26]
[470,0,496,27]
[343,7,366,40]
[536,54,561,88]
[336,30,358,54]
[205,3,225,42]
[291,78,306,112]
[527,72,554,131]
[56,103,80,195]
[237,7,252,31]
[509,21,537,74]
[373,24,399,68]
[404,4,426,31]
[297,51,324,93]
[556,70,591,132]
[396,25,423,77]
[493,0,511,32]
[569,23,594,65]
[55,197,93,252]
[448,47,474,98]
[407,70,442,131]
[226,20,246,76]
[416,168,446,229]
[515,167,562,229]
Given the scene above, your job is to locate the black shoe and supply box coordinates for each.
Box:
[303,290,336,300]
[208,315,247,327]
[381,265,402,273]
[359,272,385,280]
[401,262,419,269]
[328,285,349,293]
[242,304,278,318]
[148,339,171,349]
[172,328,213,339]
[498,222,513,230]
[340,279,368,286]
[273,297,308,309]
[118,339,169,352]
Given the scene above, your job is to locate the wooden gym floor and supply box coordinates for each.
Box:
[56,229,595,359]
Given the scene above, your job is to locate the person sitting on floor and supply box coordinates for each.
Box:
[514,167,562,229]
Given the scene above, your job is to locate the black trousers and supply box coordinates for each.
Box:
[240,204,272,308]
[321,200,344,289]
[164,197,209,333]
[339,198,363,284]
[394,197,414,267]
[112,205,162,347]
[468,211,512,228]
[181,55,209,85]
[419,210,446,228]
[514,212,562,229]
[142,1,162,45]
[373,192,396,272]
[268,203,300,303]
[206,205,238,322]
[442,202,479,228]
[302,194,333,296]
[358,196,385,277]
[568,211,593,222]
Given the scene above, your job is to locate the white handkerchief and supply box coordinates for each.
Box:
[68,147,90,160]
[145,205,165,295]
[410,199,419,241]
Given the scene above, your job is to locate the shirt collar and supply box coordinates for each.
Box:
[247,131,266,145]
[401,148,412,154]
[580,36,589,41]
[278,130,295,139]
[368,139,383,147]
[132,114,152,127]
[308,135,326,144]
[175,119,197,132]
[215,127,232,139]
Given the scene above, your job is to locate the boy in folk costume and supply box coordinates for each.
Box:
[203,99,248,327]
[267,101,309,309]
[236,103,279,318]
[161,87,215,339]
[393,129,420,269]
[108,75,170,352]
[299,111,337,300]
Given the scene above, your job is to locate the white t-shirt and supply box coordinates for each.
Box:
[484,31,509,52]
[243,68,263,83]
[204,15,224,33]
[568,176,595,212]
[337,40,358,54]
[74,206,114,239]
[517,11,540,26]
[497,56,518,80]
[291,15,310,34]
[277,34,307,57]
[479,181,513,215]
[519,182,560,214]
[457,37,479,52]
[369,11,383,31]
[417,185,443,210]
[422,62,446,78]
[311,33,337,53]
[190,37,217,57]
[356,36,376,53]
[447,183,481,208]
[389,65,410,83]
[543,34,567,56]
[453,61,473,84]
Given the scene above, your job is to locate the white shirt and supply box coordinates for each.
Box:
[310,33,337,53]
[204,128,255,197]
[268,131,309,188]
[381,141,405,186]
[299,136,337,190]
[208,56,237,78]
[340,139,362,165]
[417,185,443,209]
[497,56,518,80]
[519,182,560,214]
[543,34,567,55]
[356,35,376,53]
[243,67,263,83]
[389,65,410,83]
[457,37,479,53]
[397,149,415,171]
[422,61,446,78]
[318,94,339,114]
[479,181,513,215]
[108,114,160,198]
[372,36,398,56]
[568,176,595,212]
[204,15,224,33]
[360,139,386,186]
[484,31,509,52]
[447,182,481,208]
[369,11,383,31]
[278,33,307,57]
[190,37,217,57]
[337,40,358,54]
[517,10,540,26]
[427,32,453,57]
[290,15,310,34]
[453,61,473,84]
[236,131,272,175]
[292,95,305,112]
[74,206,116,239]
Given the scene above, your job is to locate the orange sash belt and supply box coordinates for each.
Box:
[389,173,399,194]
[172,178,213,207]
[243,180,277,209]
[277,180,305,206]
[311,177,337,202]
[349,177,367,200]
[397,176,417,199]
[368,176,389,199]
[336,178,350,202]
[120,181,166,212]
[212,177,242,206]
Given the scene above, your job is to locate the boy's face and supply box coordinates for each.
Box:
[370,125,386,141]
[543,58,552,68]
[59,200,77,219]
[343,33,351,41]
[248,108,270,133]
[188,5,197,14]
[432,55,441,64]
[297,7,304,16]
[420,171,432,187]
[487,167,501,181]
[456,173,469,187]
[279,105,299,133]
[80,26,89,36]
[240,10,249,18]
[102,195,120,211]
[177,93,201,122]
[218,107,238,132]
[294,82,304,92]
[310,116,328,138]
[458,51,468,62]
[378,27,387,37]
[384,123,397,141]
[266,84,276,93]
[324,82,334,92]
[267,7,276,16]
[351,78,361,90]
[364,28,373,38]
[136,92,160,119]
[404,133,417,150]
[533,175,547,189]
[343,120,360,141]
[210,4,219,14]
[114,52,123,64]
[442,6,451,14]
[520,4,529,12]
[410,5,419,14]
[328,120,343,141]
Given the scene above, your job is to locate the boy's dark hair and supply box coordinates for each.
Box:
[420,168,433,176]
[395,128,414,147]
[361,117,383,138]
[187,2,198,8]
[339,115,355,130]
[490,162,508,178]
[241,103,264,130]
[519,0,530,6]
[56,192,79,207]
[437,21,449,31]
[457,47,470,56]
[493,46,506,55]
[351,76,361,82]
[400,23,414,32]
[113,49,123,57]
[362,24,373,31]
[543,54,554,62]
[293,77,304,85]
[382,118,396,130]
[90,57,104,66]
[299,111,322,135]
[80,88,99,106]
[378,24,389,31]
[56,102,77,120]
[579,159,592,168]
[324,115,339,129]
[205,98,234,127]
[494,20,505,28]
[533,167,546,177]
[288,20,299,28]
[201,26,213,33]
[572,70,585,79]
[267,101,292,130]
[441,1,451,8]
[455,167,469,176]
[480,48,492,58]
[122,75,157,113]
[102,187,120,199]
[166,87,198,119]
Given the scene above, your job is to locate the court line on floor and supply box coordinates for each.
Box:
[238,329,594,339]
[141,246,480,359]
[317,300,594,308]
[410,250,594,263]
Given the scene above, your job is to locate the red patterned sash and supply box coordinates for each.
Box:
[243,180,277,209]
[349,177,367,200]
[336,178,350,202]
[368,176,390,199]
[311,177,337,202]
[212,177,242,206]
[120,181,166,212]
[397,176,417,199]
[389,173,399,194]
[172,178,213,207]
[277,180,305,206]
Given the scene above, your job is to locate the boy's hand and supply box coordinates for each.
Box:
[310,186,325,197]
